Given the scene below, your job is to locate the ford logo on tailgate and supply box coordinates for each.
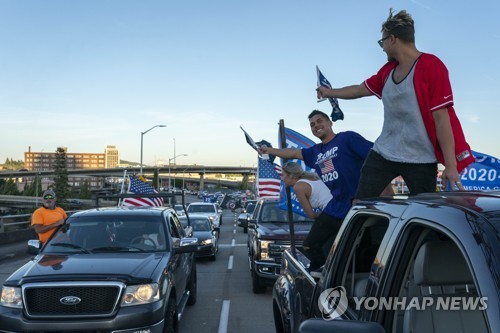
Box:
[59,296,81,305]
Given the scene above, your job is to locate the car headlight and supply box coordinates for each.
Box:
[1,286,23,308]
[200,239,213,245]
[259,240,275,261]
[121,283,159,306]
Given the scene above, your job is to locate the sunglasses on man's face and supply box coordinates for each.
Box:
[43,195,55,200]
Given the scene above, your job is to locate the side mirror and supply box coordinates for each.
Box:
[213,227,220,233]
[27,239,40,255]
[173,237,198,254]
[299,319,385,333]
[184,226,193,237]
[247,220,257,229]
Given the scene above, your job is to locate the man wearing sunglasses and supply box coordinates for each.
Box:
[31,189,67,246]
[316,9,474,198]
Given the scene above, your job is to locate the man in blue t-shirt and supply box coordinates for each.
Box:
[260,110,391,270]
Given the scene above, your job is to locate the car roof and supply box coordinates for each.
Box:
[256,197,280,204]
[188,202,215,206]
[179,214,210,219]
[68,206,172,218]
[359,191,500,215]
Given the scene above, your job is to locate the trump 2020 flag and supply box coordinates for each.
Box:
[277,128,317,216]
[122,175,164,207]
[257,158,281,198]
[459,151,500,190]
[317,65,344,122]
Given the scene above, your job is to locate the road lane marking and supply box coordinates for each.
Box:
[218,300,230,333]
[227,255,233,270]
[231,239,235,246]
[219,243,246,248]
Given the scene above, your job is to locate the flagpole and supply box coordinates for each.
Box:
[279,119,297,258]
[118,170,128,206]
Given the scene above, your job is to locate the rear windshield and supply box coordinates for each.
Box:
[259,202,313,223]
[187,204,216,213]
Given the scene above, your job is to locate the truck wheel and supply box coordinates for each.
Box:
[163,297,177,333]
[186,265,197,306]
[243,227,248,234]
[251,262,266,294]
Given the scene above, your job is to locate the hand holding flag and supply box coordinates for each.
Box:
[316,65,344,122]
[240,126,276,162]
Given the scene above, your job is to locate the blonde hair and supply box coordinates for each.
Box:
[381,8,415,43]
[282,162,319,181]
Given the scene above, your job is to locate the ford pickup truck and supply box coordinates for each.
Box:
[272,191,500,333]
[0,205,198,333]
[247,197,314,293]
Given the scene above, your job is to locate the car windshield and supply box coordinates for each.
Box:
[260,203,313,223]
[246,204,256,214]
[178,216,188,228]
[190,218,212,232]
[45,215,168,253]
[187,204,215,213]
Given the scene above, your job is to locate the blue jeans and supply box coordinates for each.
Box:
[355,150,437,199]
[303,212,343,271]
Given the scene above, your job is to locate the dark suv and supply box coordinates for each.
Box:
[247,197,314,293]
[0,206,198,333]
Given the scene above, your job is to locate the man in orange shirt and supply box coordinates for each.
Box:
[31,189,67,245]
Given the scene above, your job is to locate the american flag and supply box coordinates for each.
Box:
[121,175,164,207]
[319,159,335,174]
[257,158,281,198]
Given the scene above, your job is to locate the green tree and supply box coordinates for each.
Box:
[2,158,24,170]
[53,147,69,206]
[80,180,92,199]
[0,178,20,195]
[22,174,41,197]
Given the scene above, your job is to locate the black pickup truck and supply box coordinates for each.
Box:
[247,197,314,293]
[0,205,198,333]
[272,191,500,333]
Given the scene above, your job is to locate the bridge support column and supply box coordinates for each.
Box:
[199,173,205,190]
[242,174,249,190]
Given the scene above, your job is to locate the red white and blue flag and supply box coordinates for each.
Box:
[319,159,335,174]
[278,127,317,216]
[257,158,281,198]
[121,175,164,207]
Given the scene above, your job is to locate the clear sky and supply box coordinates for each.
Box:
[1,0,499,168]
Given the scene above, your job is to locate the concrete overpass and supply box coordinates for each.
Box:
[0,165,257,191]
[0,165,256,178]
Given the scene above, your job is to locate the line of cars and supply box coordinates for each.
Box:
[1,195,226,333]
[178,201,223,261]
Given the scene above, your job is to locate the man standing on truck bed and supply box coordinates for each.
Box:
[259,110,392,270]
[316,9,474,195]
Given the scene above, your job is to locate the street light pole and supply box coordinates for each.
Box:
[168,153,188,190]
[140,124,166,175]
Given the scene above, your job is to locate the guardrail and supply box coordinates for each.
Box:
[0,211,82,233]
